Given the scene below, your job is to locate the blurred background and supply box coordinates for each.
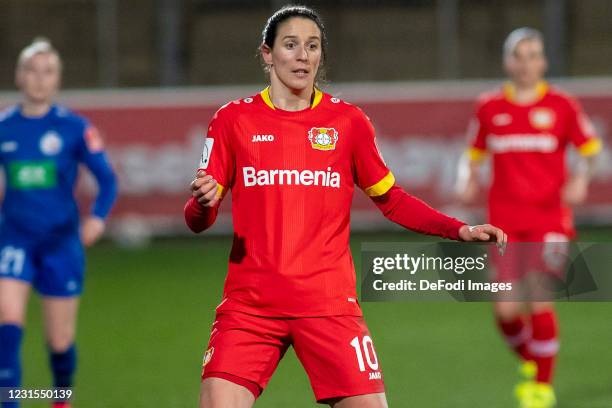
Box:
[1,0,612,86]
[1,0,611,243]
[1,1,611,407]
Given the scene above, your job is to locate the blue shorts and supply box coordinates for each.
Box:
[0,225,85,297]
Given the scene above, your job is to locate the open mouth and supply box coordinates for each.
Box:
[292,69,310,77]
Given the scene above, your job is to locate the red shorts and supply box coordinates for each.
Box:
[201,311,385,402]
[494,231,570,282]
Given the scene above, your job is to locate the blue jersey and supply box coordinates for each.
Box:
[0,104,117,236]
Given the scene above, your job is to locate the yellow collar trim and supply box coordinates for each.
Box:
[260,87,275,109]
[312,87,323,108]
[260,86,323,110]
[503,81,548,104]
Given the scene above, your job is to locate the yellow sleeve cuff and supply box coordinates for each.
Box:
[216,184,226,199]
[364,171,395,197]
[578,138,602,157]
[468,147,488,162]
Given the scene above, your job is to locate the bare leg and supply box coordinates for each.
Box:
[328,393,388,408]
[494,300,525,321]
[41,297,79,352]
[42,296,80,395]
[0,279,30,325]
[200,377,256,408]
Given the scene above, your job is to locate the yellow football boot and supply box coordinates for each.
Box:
[516,381,557,408]
[514,360,537,401]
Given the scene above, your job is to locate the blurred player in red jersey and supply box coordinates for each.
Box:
[186,6,506,408]
[458,28,602,408]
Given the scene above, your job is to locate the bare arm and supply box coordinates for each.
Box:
[456,151,485,205]
[563,154,599,206]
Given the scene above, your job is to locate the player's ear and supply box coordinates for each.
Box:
[261,42,273,66]
[502,55,511,75]
[14,67,23,90]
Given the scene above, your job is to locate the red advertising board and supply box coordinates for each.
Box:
[2,81,611,237]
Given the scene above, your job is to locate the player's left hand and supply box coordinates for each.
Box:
[81,216,106,247]
[458,224,507,254]
[562,174,588,206]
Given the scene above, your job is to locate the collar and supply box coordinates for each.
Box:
[260,86,323,110]
[503,81,548,104]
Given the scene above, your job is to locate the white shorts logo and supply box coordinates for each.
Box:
[202,347,214,367]
[199,138,215,169]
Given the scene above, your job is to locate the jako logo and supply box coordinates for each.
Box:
[252,134,274,142]
[243,166,340,188]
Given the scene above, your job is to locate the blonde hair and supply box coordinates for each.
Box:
[17,37,62,69]
[503,27,544,60]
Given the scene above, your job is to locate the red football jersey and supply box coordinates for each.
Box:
[199,88,394,317]
[468,82,601,234]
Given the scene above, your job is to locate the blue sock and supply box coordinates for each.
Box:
[49,344,77,389]
[0,324,23,408]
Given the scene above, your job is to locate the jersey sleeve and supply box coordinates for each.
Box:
[466,101,489,161]
[352,111,395,197]
[197,106,235,200]
[77,123,118,220]
[566,98,602,157]
[372,185,466,240]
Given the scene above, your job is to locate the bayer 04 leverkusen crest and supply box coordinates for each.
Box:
[202,347,214,367]
[308,127,339,151]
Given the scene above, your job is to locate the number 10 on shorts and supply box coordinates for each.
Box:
[350,336,379,372]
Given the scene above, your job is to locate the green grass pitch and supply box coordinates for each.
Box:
[20,229,612,407]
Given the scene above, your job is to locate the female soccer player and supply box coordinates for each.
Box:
[0,39,117,408]
[186,6,506,408]
[458,28,601,408]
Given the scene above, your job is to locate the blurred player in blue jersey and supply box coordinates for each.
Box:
[0,38,117,408]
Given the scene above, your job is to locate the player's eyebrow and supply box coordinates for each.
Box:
[282,35,321,41]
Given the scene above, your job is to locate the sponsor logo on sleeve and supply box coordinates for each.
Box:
[199,138,215,169]
[85,127,105,153]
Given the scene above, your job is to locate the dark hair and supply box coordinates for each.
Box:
[260,5,328,83]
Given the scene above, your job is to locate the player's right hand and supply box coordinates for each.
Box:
[81,216,106,247]
[458,224,507,255]
[190,170,219,208]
